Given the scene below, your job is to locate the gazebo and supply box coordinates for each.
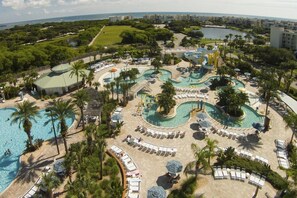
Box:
[34,63,89,95]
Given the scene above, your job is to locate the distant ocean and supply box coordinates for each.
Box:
[0,11,296,30]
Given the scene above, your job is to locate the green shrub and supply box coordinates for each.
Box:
[100,179,110,191]
[267,171,288,190]
[210,77,229,90]
[181,176,197,194]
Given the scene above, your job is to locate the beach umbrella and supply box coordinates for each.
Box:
[111,113,122,121]
[238,87,246,93]
[147,186,166,198]
[244,72,251,76]
[204,81,212,87]
[198,120,212,128]
[166,160,183,174]
[110,67,117,73]
[252,122,264,131]
[234,68,240,72]
[196,112,208,120]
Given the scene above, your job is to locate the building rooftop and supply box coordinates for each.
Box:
[34,65,89,89]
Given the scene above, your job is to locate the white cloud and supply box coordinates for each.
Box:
[43,8,50,14]
[2,0,51,10]
[2,0,26,10]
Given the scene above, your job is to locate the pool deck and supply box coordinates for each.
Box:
[0,61,294,198]
[0,93,84,198]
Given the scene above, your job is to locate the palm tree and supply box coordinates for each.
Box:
[47,99,76,154]
[244,33,252,43]
[94,127,108,180]
[228,33,233,42]
[110,81,115,100]
[39,172,61,198]
[72,89,90,130]
[184,143,209,179]
[113,121,124,137]
[283,111,297,144]
[114,77,121,102]
[204,138,219,165]
[157,93,176,115]
[11,100,40,149]
[69,60,87,90]
[84,124,97,151]
[93,82,100,90]
[151,58,162,72]
[120,82,130,106]
[86,70,94,87]
[258,71,278,130]
[284,73,295,94]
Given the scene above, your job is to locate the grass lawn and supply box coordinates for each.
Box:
[200,38,223,44]
[92,25,138,47]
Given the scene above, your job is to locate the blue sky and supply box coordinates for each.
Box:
[0,0,297,24]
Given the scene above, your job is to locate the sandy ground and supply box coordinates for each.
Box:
[0,61,293,198]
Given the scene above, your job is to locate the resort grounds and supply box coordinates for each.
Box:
[0,61,294,198]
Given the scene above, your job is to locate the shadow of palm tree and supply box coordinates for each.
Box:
[237,134,263,151]
[16,154,54,184]
[156,174,173,190]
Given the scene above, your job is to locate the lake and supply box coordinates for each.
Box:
[200,27,247,40]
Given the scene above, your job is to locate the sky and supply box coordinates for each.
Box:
[0,0,297,24]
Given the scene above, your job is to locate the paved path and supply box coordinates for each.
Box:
[88,25,105,46]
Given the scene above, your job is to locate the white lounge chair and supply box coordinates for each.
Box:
[230,169,236,180]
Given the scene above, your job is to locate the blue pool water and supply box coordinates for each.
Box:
[104,68,245,91]
[204,103,264,128]
[0,108,75,192]
[142,102,197,127]
[136,69,245,89]
[142,101,263,128]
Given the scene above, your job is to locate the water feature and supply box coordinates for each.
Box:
[200,27,247,40]
[142,102,197,128]
[141,100,263,128]
[0,108,75,192]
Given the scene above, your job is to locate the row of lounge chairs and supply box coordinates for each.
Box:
[21,166,52,198]
[109,145,141,198]
[93,63,115,73]
[21,178,42,198]
[110,145,138,172]
[135,126,185,139]
[217,147,269,165]
[213,166,266,188]
[213,128,247,141]
[127,136,177,156]
[275,139,290,169]
[249,173,266,188]
[175,87,201,92]
[173,94,208,100]
[269,102,288,116]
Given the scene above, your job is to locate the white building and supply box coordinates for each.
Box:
[109,15,133,22]
[270,26,297,50]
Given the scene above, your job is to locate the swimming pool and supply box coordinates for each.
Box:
[136,69,245,89]
[0,108,75,193]
[142,102,197,127]
[142,101,263,128]
[204,103,264,128]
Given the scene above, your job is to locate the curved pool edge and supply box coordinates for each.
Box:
[0,107,77,194]
[141,99,262,129]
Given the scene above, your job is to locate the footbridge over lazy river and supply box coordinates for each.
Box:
[129,81,152,98]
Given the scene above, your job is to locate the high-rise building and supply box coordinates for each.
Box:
[270,26,297,50]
